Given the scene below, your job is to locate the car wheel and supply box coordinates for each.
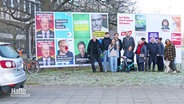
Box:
[20,85,24,88]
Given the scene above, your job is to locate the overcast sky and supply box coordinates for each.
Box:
[136,0,183,15]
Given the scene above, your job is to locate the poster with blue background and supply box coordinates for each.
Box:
[148,32,159,42]
[55,12,73,38]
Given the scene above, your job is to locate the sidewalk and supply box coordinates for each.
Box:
[0,85,184,104]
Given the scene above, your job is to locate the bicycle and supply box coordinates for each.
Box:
[23,56,40,74]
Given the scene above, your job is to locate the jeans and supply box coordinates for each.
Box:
[110,56,118,72]
[103,50,109,71]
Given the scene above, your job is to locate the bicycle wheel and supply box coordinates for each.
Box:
[26,60,40,74]
[23,59,28,71]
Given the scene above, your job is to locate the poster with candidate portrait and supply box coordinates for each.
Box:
[36,13,54,39]
[74,39,90,65]
[73,13,91,65]
[91,13,108,38]
[35,12,109,68]
[56,38,74,66]
[36,40,55,66]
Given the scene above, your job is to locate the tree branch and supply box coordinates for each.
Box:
[54,0,71,11]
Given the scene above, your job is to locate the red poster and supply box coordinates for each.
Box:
[36,13,54,31]
[171,33,181,45]
[37,40,55,58]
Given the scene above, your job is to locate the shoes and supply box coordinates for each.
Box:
[173,71,177,73]
[92,70,96,72]
[172,70,181,73]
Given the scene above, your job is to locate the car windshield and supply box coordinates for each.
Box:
[0,45,19,58]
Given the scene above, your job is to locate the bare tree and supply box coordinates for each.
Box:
[0,0,136,56]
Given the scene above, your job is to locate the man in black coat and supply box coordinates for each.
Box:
[122,31,135,52]
[87,36,103,72]
[148,38,158,72]
[37,16,54,38]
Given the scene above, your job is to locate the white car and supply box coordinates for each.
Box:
[0,42,26,93]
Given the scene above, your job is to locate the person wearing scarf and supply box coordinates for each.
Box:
[135,40,147,71]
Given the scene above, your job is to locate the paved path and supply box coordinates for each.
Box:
[0,85,184,104]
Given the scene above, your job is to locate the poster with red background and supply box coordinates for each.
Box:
[171,33,181,45]
[36,13,54,32]
[37,40,55,58]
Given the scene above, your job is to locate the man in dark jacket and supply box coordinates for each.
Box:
[122,31,135,52]
[157,38,164,71]
[102,32,111,72]
[148,38,158,72]
[87,36,103,72]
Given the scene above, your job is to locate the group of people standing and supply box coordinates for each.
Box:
[87,31,133,72]
[136,37,177,73]
[87,31,178,73]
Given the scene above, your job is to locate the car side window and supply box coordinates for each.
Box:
[0,45,19,58]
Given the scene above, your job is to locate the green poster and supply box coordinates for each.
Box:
[73,14,90,39]
[74,38,91,64]
[74,39,90,55]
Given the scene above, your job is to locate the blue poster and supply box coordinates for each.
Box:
[54,12,73,38]
[148,32,159,42]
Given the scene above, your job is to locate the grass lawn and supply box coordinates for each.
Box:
[25,65,184,87]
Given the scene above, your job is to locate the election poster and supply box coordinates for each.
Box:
[73,14,90,39]
[36,40,55,66]
[117,13,182,63]
[73,13,91,65]
[55,12,73,39]
[35,12,108,68]
[91,13,108,38]
[35,13,54,39]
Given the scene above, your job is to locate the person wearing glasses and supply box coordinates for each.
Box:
[57,40,73,64]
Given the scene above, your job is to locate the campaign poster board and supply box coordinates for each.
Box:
[35,12,109,68]
[117,13,182,63]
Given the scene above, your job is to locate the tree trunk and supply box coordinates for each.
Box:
[25,27,30,58]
